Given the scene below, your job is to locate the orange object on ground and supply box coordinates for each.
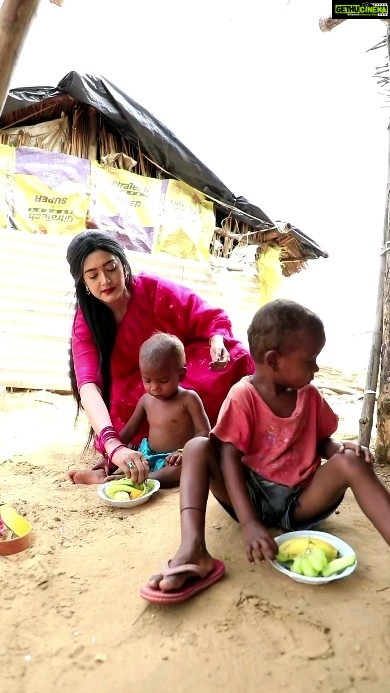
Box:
[0,504,32,556]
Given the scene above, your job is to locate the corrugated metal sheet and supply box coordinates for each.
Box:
[0,229,261,392]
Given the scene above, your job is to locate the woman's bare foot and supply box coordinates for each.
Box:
[148,546,215,592]
[68,469,106,485]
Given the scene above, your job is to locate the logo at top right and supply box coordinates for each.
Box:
[332,2,389,18]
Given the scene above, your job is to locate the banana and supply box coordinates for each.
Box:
[306,548,328,572]
[108,478,154,497]
[321,553,356,578]
[109,478,139,487]
[300,556,319,577]
[276,551,291,563]
[291,555,305,575]
[105,483,148,500]
[278,537,338,562]
[112,491,131,502]
[105,484,136,499]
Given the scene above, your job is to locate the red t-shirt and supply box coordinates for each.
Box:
[211,377,338,488]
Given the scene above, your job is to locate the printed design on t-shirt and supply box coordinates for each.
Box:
[263,424,290,449]
[263,424,278,447]
[258,424,298,481]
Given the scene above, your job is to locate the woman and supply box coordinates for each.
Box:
[67,230,254,487]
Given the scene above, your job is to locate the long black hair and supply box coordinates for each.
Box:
[66,230,133,442]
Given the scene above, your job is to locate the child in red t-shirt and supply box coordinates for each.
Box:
[141,299,390,604]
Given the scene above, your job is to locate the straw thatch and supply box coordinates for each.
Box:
[0,91,325,276]
[369,33,390,103]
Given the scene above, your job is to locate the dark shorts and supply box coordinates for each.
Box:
[216,467,344,532]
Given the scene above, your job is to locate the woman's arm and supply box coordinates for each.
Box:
[151,276,236,369]
[152,275,235,343]
[79,383,112,435]
[79,383,148,483]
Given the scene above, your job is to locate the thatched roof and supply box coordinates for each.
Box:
[0,71,328,274]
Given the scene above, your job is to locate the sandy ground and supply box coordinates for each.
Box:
[1,369,390,693]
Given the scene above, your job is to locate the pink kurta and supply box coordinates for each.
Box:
[72,274,254,445]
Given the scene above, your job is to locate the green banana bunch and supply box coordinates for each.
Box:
[105,485,131,500]
[105,478,154,501]
[278,546,356,578]
[290,547,328,577]
[321,553,356,578]
[277,536,338,562]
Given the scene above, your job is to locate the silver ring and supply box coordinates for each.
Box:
[128,461,136,470]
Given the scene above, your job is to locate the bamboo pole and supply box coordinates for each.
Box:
[0,0,42,117]
[359,27,390,450]
[359,140,389,445]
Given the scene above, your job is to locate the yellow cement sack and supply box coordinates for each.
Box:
[0,144,15,229]
[256,245,282,306]
[12,146,90,234]
[89,163,163,252]
[153,180,215,260]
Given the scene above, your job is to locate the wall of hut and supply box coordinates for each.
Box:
[1,229,261,392]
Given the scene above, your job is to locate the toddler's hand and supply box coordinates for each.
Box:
[242,519,279,564]
[165,451,182,466]
[92,456,110,476]
[338,441,373,463]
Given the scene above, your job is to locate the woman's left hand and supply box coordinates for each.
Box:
[338,441,373,463]
[109,446,149,484]
[209,335,230,371]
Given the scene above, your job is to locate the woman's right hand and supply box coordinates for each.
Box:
[109,445,149,485]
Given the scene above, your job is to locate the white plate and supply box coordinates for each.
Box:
[97,479,160,508]
[270,530,357,585]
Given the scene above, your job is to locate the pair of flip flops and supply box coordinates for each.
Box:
[140,558,225,604]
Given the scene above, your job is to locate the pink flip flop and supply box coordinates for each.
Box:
[140,559,226,604]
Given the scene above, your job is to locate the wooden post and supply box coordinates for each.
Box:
[371,28,390,462]
[359,132,390,445]
[0,0,42,116]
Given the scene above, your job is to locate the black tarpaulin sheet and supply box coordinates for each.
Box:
[2,71,327,260]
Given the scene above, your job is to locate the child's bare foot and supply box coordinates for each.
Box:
[148,547,215,592]
[68,469,106,485]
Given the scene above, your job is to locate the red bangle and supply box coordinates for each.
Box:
[97,426,120,458]
[107,443,128,468]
